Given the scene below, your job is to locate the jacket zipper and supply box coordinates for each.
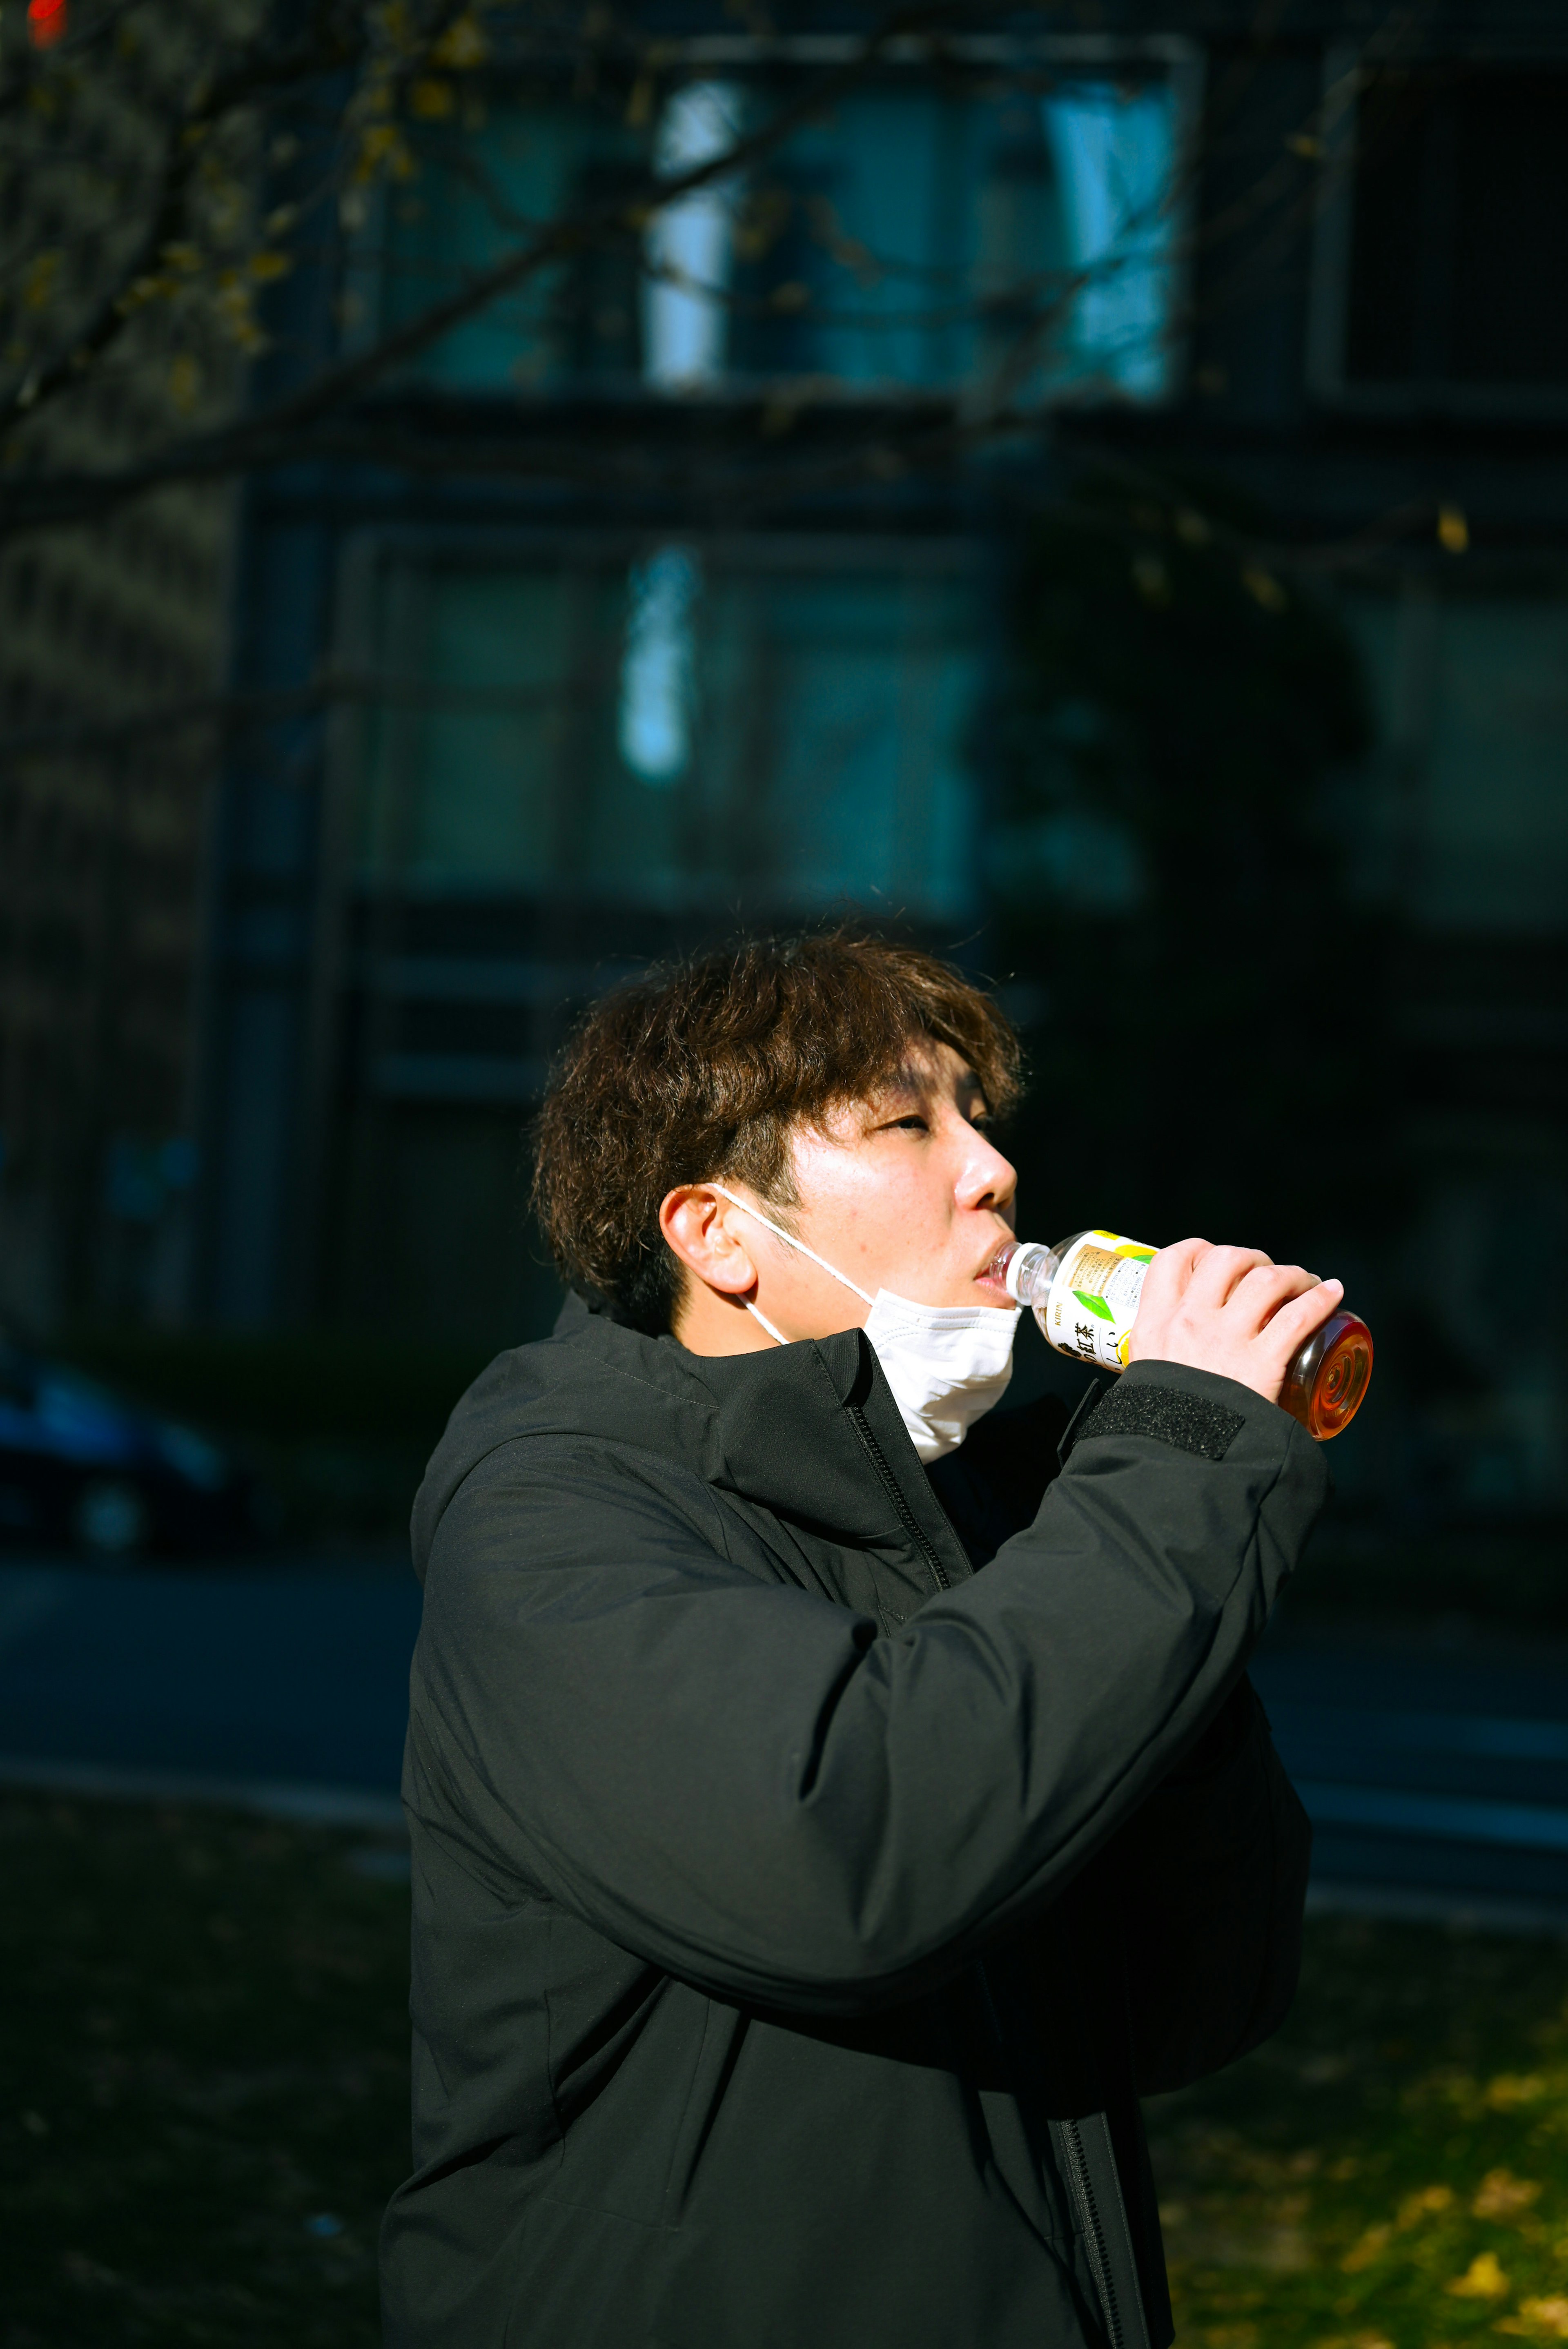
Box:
[848,1373,1146,2348]
[845,1404,950,1591]
[1056,2115,1125,2349]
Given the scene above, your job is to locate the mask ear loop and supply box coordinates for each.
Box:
[744,1299,790,1346]
[708,1181,874,1346]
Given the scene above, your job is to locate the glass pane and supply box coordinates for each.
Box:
[1342,591,1568,930]
[379,71,1180,401]
[729,89,976,386]
[1421,601,1568,928]
[644,84,746,388]
[354,549,982,920]
[1346,71,1568,390]
[1450,76,1568,385]
[356,565,619,891]
[1039,81,1179,399]
[379,100,649,390]
[726,77,1178,399]
[743,573,979,916]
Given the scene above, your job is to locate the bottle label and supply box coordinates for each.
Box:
[1042,1230,1158,1371]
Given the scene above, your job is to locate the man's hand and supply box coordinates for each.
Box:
[1125,1240,1343,1407]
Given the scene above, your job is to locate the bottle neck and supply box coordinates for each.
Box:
[988,1240,1061,1308]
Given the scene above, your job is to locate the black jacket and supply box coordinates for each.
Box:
[381,1295,1323,2349]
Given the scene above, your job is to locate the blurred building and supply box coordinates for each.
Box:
[196,6,1568,1522]
[0,2,238,1333]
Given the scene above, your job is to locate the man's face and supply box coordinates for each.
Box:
[748,1041,1019,1338]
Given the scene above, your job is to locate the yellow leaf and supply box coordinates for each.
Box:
[1397,2184,1455,2226]
[1131,553,1171,607]
[409,77,454,118]
[1514,2298,1568,2339]
[214,280,265,352]
[21,251,61,312]
[167,354,203,414]
[354,121,416,184]
[1474,2170,1541,2221]
[247,250,292,283]
[1242,565,1288,613]
[1437,502,1469,554]
[1445,2252,1509,2298]
[1487,2076,1548,2110]
[1341,2223,1390,2272]
[430,10,487,68]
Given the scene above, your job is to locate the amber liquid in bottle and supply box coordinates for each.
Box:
[989,1230,1372,1442]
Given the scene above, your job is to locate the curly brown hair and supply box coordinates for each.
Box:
[532,932,1022,1333]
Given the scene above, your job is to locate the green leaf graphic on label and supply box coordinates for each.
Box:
[1121,1247,1156,1264]
[1072,1290,1116,1322]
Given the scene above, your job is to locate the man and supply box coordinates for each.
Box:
[381,932,1334,2349]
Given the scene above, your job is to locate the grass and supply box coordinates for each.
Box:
[1151,1915,1568,2348]
[7,1794,1568,2347]
[0,1793,410,2347]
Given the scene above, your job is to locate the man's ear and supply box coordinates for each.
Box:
[659,1185,759,1297]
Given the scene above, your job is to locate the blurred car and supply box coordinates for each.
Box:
[0,1341,258,1561]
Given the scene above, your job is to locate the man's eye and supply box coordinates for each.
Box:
[888,1115,929,1132]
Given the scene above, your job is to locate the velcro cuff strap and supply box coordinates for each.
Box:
[1077,1380,1245,1463]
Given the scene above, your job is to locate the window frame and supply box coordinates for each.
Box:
[348,31,1205,413]
[323,517,991,898]
[1307,40,1568,420]
[309,523,993,1122]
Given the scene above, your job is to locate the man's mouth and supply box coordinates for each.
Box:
[972,1239,1018,1300]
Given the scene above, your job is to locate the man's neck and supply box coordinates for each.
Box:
[671,1286,779,1357]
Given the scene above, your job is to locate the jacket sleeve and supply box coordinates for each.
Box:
[1096,1676,1312,2095]
[408,1357,1328,2018]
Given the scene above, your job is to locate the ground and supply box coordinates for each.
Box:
[6,1790,1568,2346]
[1152,1916,1568,2347]
[1,1794,408,2347]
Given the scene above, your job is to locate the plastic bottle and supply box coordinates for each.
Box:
[987,1230,1373,1442]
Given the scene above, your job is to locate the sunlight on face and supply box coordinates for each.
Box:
[783,1041,1019,1314]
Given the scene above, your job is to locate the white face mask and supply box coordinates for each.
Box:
[709,1185,1021,1464]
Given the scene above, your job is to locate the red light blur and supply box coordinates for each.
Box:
[28,0,68,49]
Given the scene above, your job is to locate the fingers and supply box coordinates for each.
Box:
[1123,1228,1349,1408]
[1226,1260,1319,1334]
[1261,1275,1344,1355]
[1138,1237,1212,1315]
[1184,1242,1275,1310]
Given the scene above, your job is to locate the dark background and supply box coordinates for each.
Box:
[2,3,1565,1618]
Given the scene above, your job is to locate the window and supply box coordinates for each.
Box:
[372,104,649,390]
[373,46,1192,405]
[347,535,984,924]
[1339,586,1568,930]
[1312,63,1568,408]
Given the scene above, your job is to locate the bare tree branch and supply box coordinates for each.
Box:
[0,0,482,432]
[0,0,975,539]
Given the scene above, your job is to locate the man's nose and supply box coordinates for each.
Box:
[956,1134,1018,1210]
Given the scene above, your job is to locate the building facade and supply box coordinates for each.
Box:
[195,4,1568,1524]
[0,0,240,1335]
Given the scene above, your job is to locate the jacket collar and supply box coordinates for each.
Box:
[558,1293,973,1587]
